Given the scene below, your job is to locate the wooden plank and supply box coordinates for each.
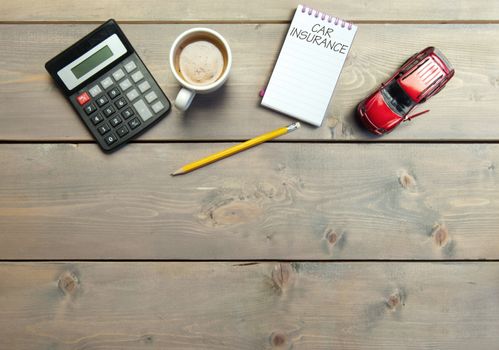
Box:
[1,262,498,349]
[2,0,499,22]
[1,23,499,141]
[1,143,499,260]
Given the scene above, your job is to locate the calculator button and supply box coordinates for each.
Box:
[116,125,129,137]
[110,116,122,127]
[84,103,97,115]
[121,108,134,119]
[145,91,158,103]
[96,95,109,107]
[114,97,127,109]
[126,88,140,101]
[124,60,137,73]
[112,68,125,81]
[101,77,113,90]
[89,85,102,97]
[133,99,153,121]
[103,105,116,117]
[151,101,165,113]
[131,70,144,83]
[107,87,121,99]
[129,117,141,130]
[104,134,118,145]
[76,92,90,106]
[97,123,110,135]
[138,81,151,93]
[119,78,132,91]
[90,112,104,125]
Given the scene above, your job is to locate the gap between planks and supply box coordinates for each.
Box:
[1,20,499,25]
[2,140,499,144]
[0,259,497,263]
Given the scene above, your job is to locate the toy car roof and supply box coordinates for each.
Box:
[397,56,446,102]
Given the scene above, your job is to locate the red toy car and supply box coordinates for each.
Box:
[357,47,454,135]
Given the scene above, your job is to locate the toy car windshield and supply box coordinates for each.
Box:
[381,80,415,116]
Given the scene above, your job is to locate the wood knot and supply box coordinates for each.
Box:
[199,197,263,227]
[141,334,154,344]
[322,228,345,254]
[325,229,338,245]
[324,228,344,247]
[272,263,293,293]
[326,116,339,128]
[58,271,79,295]
[398,170,417,190]
[270,332,288,348]
[432,223,450,247]
[386,289,404,310]
[386,294,400,309]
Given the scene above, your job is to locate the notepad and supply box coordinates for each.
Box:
[261,5,358,126]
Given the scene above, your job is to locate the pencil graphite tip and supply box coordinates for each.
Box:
[171,168,184,176]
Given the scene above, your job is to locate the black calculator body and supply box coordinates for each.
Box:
[45,19,170,152]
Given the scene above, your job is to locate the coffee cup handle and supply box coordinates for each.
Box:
[175,88,196,112]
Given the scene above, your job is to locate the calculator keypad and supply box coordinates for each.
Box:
[121,108,134,119]
[131,70,144,83]
[84,103,97,115]
[89,85,102,97]
[90,113,104,125]
[100,77,113,89]
[124,61,137,73]
[133,99,153,121]
[97,123,110,135]
[119,78,132,91]
[138,81,151,93]
[116,125,129,137]
[126,88,139,101]
[112,68,125,81]
[103,105,115,117]
[110,115,122,127]
[77,92,91,105]
[145,91,157,103]
[71,53,170,152]
[129,117,141,129]
[151,101,165,114]
[96,95,109,107]
[115,97,127,109]
[108,87,120,99]
[105,134,118,145]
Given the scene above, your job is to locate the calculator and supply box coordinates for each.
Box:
[45,19,171,152]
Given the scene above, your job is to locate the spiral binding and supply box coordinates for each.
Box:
[300,5,353,30]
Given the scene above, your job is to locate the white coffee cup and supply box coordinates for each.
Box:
[169,28,232,111]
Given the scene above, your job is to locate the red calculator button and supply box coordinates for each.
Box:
[76,92,90,105]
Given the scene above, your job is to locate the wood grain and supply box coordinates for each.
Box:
[1,143,499,260]
[1,24,498,141]
[1,1,498,347]
[2,0,499,22]
[1,262,498,349]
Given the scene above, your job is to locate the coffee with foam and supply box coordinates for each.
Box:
[169,28,232,111]
[174,34,228,86]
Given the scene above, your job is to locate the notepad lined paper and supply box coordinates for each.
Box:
[261,5,357,126]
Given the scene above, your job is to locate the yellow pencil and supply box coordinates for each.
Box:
[171,122,301,176]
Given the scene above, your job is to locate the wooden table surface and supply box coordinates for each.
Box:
[1,1,499,349]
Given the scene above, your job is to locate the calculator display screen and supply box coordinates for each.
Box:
[71,45,113,79]
[56,34,127,91]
